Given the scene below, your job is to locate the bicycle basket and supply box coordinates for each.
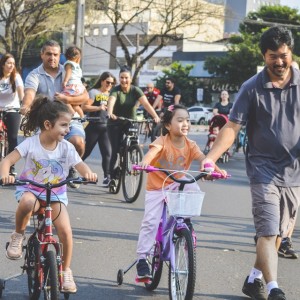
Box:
[165,190,205,217]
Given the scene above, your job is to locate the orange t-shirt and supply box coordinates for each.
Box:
[145,135,203,190]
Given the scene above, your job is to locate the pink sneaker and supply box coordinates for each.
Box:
[62,268,77,293]
[6,232,25,260]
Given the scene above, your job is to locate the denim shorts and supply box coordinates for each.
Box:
[250,183,300,238]
[15,190,68,207]
[65,120,85,140]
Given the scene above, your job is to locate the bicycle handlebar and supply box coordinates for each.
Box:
[133,164,230,183]
[117,116,152,123]
[0,107,20,113]
[72,116,102,122]
[0,177,97,188]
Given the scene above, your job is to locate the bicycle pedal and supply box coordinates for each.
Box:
[135,276,152,284]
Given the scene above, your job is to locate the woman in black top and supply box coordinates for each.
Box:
[82,71,116,186]
[213,90,233,116]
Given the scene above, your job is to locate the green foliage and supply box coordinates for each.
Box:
[204,5,300,86]
[154,62,198,107]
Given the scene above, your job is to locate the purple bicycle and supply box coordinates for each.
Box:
[117,165,228,299]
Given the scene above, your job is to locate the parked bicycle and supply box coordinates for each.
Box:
[232,125,248,155]
[117,165,229,299]
[108,117,145,203]
[0,176,96,300]
[0,107,19,161]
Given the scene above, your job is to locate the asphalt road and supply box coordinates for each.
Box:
[0,127,299,299]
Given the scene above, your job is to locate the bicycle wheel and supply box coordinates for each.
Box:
[27,237,41,300]
[168,228,196,300]
[122,144,143,203]
[43,250,59,300]
[109,154,122,194]
[145,241,163,291]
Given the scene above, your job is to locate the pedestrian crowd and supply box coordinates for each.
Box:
[0,25,299,300]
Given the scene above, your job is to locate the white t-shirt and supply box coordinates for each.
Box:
[15,134,82,206]
[0,73,23,108]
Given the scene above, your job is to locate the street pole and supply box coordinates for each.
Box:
[74,0,85,68]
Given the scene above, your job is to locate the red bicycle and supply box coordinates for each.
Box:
[0,176,96,300]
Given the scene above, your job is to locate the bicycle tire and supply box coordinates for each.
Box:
[122,144,144,203]
[27,237,41,300]
[43,250,59,300]
[168,227,196,300]
[145,241,163,291]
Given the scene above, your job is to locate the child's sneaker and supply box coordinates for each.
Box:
[136,259,151,278]
[6,231,25,260]
[62,268,77,293]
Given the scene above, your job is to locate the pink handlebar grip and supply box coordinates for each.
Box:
[211,172,231,179]
[132,165,159,172]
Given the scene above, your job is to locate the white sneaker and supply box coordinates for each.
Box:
[6,231,25,260]
[62,268,77,293]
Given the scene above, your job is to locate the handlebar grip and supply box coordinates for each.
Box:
[132,164,159,172]
[211,172,231,179]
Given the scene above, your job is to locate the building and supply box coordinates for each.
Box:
[66,0,225,83]
[204,0,280,37]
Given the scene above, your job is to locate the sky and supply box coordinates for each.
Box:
[280,0,300,11]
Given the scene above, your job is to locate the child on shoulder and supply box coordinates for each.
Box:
[62,45,86,117]
[0,96,97,293]
[135,104,225,279]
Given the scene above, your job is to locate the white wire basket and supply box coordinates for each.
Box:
[165,190,205,217]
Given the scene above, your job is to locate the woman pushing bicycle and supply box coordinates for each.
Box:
[0,96,97,293]
[107,66,160,184]
[135,104,226,279]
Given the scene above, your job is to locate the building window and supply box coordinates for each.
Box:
[93,28,100,36]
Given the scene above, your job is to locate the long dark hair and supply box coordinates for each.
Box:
[21,96,71,137]
[91,71,116,90]
[0,53,17,93]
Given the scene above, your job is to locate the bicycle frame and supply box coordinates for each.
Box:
[27,185,64,292]
[158,204,192,269]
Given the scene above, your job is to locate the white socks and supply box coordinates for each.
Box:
[248,268,279,295]
[248,267,263,283]
[267,281,279,295]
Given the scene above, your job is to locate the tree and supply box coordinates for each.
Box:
[0,0,75,69]
[84,0,224,84]
[204,5,300,86]
[155,62,198,107]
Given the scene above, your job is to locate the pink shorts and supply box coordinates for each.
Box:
[62,84,85,96]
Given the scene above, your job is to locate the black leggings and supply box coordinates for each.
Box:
[82,122,111,178]
[4,112,21,154]
[107,122,129,178]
